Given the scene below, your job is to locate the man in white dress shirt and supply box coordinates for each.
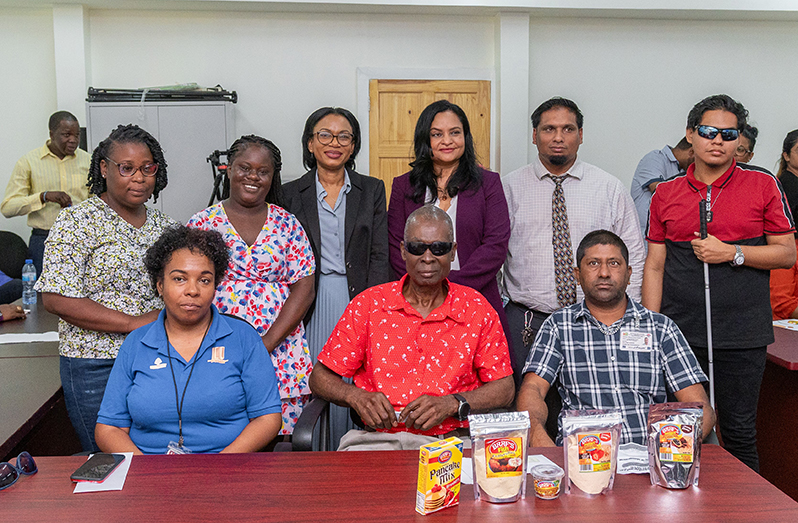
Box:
[501,97,645,388]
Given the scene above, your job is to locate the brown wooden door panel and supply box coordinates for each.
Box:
[370,79,490,202]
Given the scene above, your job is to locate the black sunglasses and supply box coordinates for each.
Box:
[696,125,739,141]
[404,241,453,256]
[0,452,37,491]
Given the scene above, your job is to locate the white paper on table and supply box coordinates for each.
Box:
[773,319,798,331]
[617,443,649,474]
[73,452,133,493]
[460,454,559,485]
[0,332,58,344]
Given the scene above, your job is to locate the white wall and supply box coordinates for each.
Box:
[528,16,798,187]
[89,9,495,183]
[0,8,57,241]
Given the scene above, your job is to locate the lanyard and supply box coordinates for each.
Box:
[165,315,212,448]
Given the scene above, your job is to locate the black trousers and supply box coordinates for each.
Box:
[504,301,551,390]
[691,345,767,472]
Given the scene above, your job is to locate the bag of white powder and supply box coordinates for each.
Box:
[468,411,530,503]
[562,409,622,496]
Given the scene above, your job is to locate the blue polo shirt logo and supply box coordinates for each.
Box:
[149,357,167,370]
[208,346,228,364]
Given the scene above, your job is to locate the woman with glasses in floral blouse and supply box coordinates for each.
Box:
[37,124,177,452]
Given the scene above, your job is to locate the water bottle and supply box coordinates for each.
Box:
[22,258,37,307]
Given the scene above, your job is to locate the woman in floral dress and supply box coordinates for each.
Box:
[188,135,315,434]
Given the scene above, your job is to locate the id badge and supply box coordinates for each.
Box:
[167,441,193,455]
[620,330,652,352]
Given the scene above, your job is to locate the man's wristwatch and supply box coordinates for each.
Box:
[453,394,470,421]
[731,245,745,267]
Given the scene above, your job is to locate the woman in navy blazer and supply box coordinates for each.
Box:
[387,100,511,334]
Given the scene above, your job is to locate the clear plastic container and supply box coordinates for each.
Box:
[531,464,564,499]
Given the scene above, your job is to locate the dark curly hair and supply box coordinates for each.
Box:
[301,107,361,171]
[87,124,168,202]
[144,225,230,295]
[227,135,283,206]
[407,100,482,204]
[687,94,748,131]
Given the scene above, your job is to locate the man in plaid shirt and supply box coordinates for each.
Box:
[517,230,714,446]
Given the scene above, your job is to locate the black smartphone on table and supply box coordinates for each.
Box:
[70,453,126,483]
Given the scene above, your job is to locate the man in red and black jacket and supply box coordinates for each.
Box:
[642,94,796,472]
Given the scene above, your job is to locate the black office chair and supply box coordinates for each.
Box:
[0,231,28,279]
[289,397,331,451]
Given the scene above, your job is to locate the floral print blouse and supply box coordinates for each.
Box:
[187,203,315,400]
[35,195,178,359]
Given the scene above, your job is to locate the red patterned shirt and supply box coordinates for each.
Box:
[318,275,513,436]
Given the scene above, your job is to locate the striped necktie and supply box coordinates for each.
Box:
[551,175,577,307]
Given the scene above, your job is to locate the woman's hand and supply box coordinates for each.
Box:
[0,304,26,322]
[260,275,315,353]
[220,413,282,453]
[42,293,159,334]
[95,424,144,455]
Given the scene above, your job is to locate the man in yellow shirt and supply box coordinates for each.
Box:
[2,111,91,275]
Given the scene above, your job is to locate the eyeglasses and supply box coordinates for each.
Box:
[315,131,354,146]
[404,241,454,256]
[695,125,740,142]
[736,145,752,155]
[105,157,159,177]
[0,452,37,491]
[232,164,273,179]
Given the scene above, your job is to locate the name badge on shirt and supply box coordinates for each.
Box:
[620,330,652,352]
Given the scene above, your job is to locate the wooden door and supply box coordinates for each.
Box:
[369,79,490,201]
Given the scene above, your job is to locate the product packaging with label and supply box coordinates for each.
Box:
[647,402,703,489]
[416,437,463,515]
[469,411,530,503]
[562,409,622,496]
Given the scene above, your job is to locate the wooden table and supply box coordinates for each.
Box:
[0,297,62,457]
[3,445,796,522]
[758,325,798,501]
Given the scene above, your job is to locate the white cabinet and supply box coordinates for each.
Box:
[86,101,235,224]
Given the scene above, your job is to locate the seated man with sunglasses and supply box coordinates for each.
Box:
[309,205,514,450]
[642,94,796,472]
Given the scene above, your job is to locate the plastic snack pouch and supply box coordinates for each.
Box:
[562,409,622,495]
[469,411,530,503]
[647,402,703,489]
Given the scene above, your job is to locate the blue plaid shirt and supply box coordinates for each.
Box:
[523,297,707,445]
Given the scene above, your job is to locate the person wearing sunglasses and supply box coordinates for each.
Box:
[96,226,282,454]
[310,205,514,450]
[36,124,178,452]
[387,100,510,347]
[188,135,315,437]
[643,94,796,472]
[283,107,390,449]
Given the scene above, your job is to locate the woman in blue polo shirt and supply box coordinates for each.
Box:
[95,226,282,454]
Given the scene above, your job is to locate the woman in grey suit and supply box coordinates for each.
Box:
[283,107,390,447]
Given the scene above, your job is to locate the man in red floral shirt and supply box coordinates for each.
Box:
[310,206,514,450]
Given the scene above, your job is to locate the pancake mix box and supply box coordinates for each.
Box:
[416,437,463,515]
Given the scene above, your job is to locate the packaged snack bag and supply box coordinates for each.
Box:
[562,409,622,495]
[469,411,530,503]
[647,402,703,489]
[416,437,463,515]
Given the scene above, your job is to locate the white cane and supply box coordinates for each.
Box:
[700,199,715,409]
